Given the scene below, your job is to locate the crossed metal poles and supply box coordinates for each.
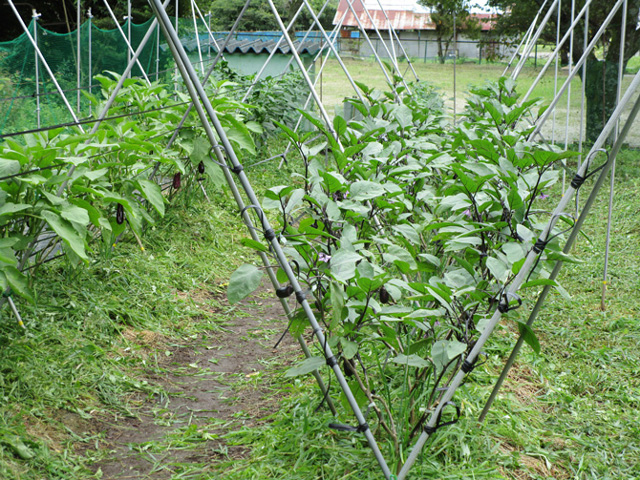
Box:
[149,0,394,477]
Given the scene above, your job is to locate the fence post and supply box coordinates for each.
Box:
[33,10,41,129]
[88,8,93,115]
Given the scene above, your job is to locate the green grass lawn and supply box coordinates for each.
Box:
[316,57,640,146]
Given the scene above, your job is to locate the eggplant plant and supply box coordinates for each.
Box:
[0,73,260,303]
[230,77,578,467]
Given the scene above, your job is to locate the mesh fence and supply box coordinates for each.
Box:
[0,19,172,136]
[0,17,325,137]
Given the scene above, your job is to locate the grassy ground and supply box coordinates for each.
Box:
[316,58,640,146]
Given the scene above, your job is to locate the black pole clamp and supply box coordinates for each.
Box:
[498,292,522,313]
[423,401,461,435]
[328,422,370,433]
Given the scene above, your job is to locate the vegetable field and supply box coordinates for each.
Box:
[1,39,639,480]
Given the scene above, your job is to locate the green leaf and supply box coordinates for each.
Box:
[521,278,557,289]
[60,205,90,227]
[137,179,165,216]
[330,250,362,282]
[189,136,211,164]
[0,434,35,460]
[202,157,225,187]
[486,256,509,282]
[3,266,34,303]
[0,203,30,217]
[333,116,347,137]
[240,238,269,253]
[227,264,263,304]
[391,353,431,369]
[225,115,256,155]
[330,281,345,329]
[350,181,386,201]
[284,356,325,377]
[0,247,17,266]
[516,321,540,354]
[0,158,20,178]
[432,339,466,372]
[340,337,358,360]
[42,210,88,261]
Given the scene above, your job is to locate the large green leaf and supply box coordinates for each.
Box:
[330,250,362,282]
[3,265,34,303]
[137,179,165,216]
[516,321,541,354]
[391,353,431,369]
[285,356,325,377]
[42,210,88,261]
[0,203,30,217]
[0,158,20,178]
[432,339,467,372]
[227,264,263,304]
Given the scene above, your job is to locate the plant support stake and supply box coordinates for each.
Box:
[149,2,392,476]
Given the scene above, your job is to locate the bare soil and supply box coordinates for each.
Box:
[87,283,298,479]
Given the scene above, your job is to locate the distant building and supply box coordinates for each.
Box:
[333,0,506,62]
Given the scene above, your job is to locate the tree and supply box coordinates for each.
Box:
[418,0,482,63]
[0,0,186,41]
[203,0,337,31]
[488,0,640,142]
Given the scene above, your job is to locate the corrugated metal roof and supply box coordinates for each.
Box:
[333,0,497,31]
[181,37,322,55]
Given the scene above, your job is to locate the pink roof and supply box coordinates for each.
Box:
[333,0,497,31]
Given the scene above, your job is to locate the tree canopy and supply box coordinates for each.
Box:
[489,0,640,141]
[0,0,337,42]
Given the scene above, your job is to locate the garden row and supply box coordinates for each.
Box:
[229,75,578,472]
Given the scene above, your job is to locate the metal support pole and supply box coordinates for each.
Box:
[149,0,389,475]
[8,2,82,130]
[520,0,596,104]
[7,296,26,329]
[127,0,132,77]
[192,0,228,65]
[264,0,336,137]
[207,11,211,57]
[551,0,561,146]
[398,67,640,480]
[156,20,161,80]
[241,0,329,102]
[33,10,41,129]
[562,0,576,191]
[190,0,204,76]
[601,0,628,310]
[343,0,397,93]
[479,84,640,423]
[77,0,82,114]
[512,0,560,79]
[453,11,457,123]
[279,0,334,79]
[373,0,419,81]
[148,0,336,415]
[300,0,365,104]
[102,0,152,85]
[88,8,93,115]
[502,0,549,76]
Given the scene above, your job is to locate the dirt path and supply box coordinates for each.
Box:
[90,285,297,479]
